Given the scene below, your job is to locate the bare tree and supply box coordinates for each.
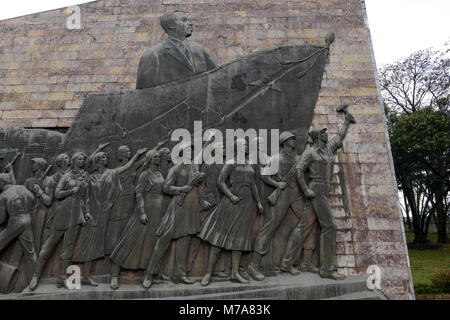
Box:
[379,46,449,114]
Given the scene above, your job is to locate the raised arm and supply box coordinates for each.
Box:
[4,163,16,185]
[88,143,111,166]
[117,148,148,175]
[330,113,355,154]
[135,157,147,169]
[337,114,354,141]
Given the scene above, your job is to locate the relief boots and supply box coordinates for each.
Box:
[300,249,320,273]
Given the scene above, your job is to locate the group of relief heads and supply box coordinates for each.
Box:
[0,111,353,292]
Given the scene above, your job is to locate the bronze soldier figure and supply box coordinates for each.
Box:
[247,132,307,280]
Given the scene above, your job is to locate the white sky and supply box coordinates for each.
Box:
[365,0,449,67]
[0,0,449,67]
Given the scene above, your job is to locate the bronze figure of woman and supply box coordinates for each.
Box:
[199,138,263,286]
[109,149,165,289]
[71,148,146,286]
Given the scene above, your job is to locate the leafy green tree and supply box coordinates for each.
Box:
[388,108,449,246]
[381,46,449,245]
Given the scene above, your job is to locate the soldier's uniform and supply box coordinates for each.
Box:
[253,149,303,256]
[250,132,319,274]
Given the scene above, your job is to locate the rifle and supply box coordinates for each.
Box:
[9,152,21,166]
[267,164,297,206]
[41,165,53,180]
[2,152,20,173]
[32,165,53,195]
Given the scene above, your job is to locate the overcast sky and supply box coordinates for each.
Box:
[0,0,449,67]
[365,0,449,66]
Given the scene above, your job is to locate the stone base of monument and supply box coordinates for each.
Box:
[2,272,386,300]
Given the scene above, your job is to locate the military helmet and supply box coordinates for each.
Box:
[308,125,327,142]
[279,131,296,145]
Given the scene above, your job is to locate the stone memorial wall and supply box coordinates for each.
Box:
[0,0,414,300]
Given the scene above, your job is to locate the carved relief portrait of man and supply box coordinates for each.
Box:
[136,10,217,89]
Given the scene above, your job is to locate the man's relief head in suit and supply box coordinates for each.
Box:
[160,10,194,41]
[136,10,217,89]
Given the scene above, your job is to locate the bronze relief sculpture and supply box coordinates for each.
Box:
[0,9,360,297]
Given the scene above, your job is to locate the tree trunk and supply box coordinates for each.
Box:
[405,202,412,231]
[436,195,448,244]
[423,213,433,245]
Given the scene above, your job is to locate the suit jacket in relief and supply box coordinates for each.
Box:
[136,37,217,89]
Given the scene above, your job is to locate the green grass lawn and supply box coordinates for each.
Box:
[405,232,450,298]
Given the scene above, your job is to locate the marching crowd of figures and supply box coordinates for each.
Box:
[0,112,354,292]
